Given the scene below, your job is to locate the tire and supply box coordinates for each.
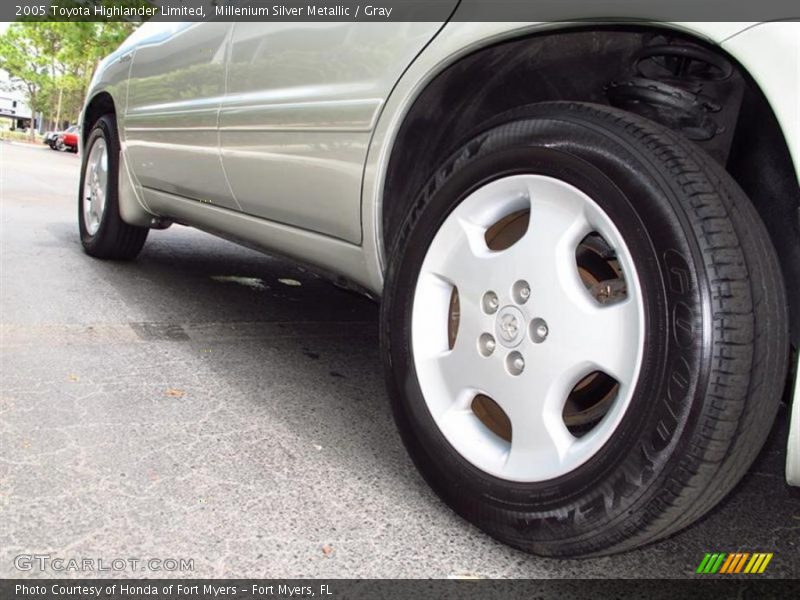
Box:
[381,102,789,556]
[79,114,148,260]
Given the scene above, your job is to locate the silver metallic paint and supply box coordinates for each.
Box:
[125,22,238,210]
[82,23,799,474]
[218,22,448,242]
[83,21,799,293]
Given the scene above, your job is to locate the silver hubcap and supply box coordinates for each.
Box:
[82,138,108,236]
[411,175,645,482]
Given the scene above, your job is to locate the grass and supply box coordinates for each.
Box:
[0,129,43,143]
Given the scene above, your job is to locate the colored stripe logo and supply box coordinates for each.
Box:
[696,552,773,574]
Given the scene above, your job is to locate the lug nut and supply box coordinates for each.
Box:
[482,291,499,314]
[479,333,496,357]
[530,318,549,343]
[512,280,531,304]
[506,351,525,376]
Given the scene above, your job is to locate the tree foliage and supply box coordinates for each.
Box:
[0,21,139,137]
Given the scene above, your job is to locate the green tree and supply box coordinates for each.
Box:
[0,21,139,140]
[0,25,55,139]
[56,22,139,127]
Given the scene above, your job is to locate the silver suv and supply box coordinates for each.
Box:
[78,18,800,556]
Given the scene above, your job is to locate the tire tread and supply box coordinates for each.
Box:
[381,101,789,556]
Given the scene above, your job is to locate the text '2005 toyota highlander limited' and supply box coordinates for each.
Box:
[77,11,799,556]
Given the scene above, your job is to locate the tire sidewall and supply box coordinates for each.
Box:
[382,114,714,549]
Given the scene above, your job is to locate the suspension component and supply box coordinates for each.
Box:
[606,39,743,163]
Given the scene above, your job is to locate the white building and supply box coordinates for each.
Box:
[0,67,34,129]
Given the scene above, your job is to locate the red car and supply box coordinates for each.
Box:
[50,125,78,153]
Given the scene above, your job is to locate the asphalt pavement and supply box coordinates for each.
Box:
[1,140,798,578]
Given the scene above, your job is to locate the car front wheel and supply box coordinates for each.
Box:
[381,102,789,556]
[78,114,148,260]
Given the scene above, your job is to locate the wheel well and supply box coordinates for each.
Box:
[382,26,800,345]
[82,92,116,147]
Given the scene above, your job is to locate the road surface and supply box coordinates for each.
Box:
[1,141,797,578]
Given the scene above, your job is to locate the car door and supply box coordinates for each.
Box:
[219,19,453,244]
[124,22,239,211]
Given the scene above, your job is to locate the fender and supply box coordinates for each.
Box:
[81,43,160,229]
[723,23,800,486]
[363,20,800,485]
[361,22,766,294]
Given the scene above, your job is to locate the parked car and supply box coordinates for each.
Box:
[42,131,59,146]
[77,18,799,557]
[52,125,78,152]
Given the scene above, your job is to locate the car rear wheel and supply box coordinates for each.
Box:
[78,114,148,260]
[381,102,789,556]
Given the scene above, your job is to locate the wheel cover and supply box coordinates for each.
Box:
[82,138,108,236]
[411,175,645,482]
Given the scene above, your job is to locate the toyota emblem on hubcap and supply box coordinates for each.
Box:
[495,306,525,348]
[499,314,519,341]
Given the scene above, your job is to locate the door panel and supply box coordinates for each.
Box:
[220,21,450,243]
[124,23,238,210]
